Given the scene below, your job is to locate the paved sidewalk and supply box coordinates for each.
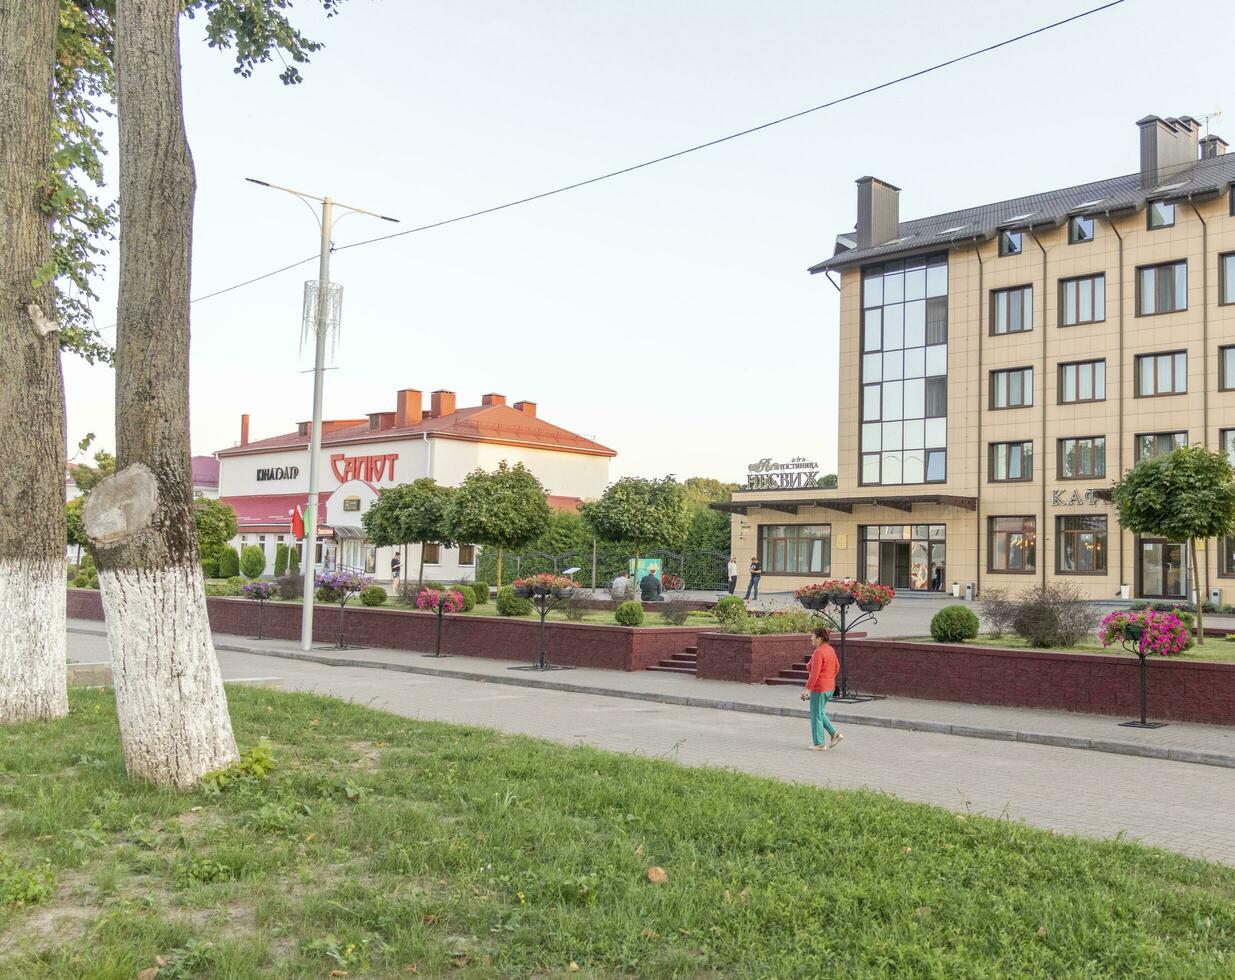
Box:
[68,620,1235,768]
[65,626,1235,866]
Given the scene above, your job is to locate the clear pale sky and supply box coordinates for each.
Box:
[64,0,1232,484]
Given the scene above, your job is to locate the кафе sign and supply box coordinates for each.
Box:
[745,456,821,490]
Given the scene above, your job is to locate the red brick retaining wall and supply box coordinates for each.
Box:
[842,639,1235,725]
[695,632,811,684]
[67,589,694,671]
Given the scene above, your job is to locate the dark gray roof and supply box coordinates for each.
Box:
[809,153,1235,274]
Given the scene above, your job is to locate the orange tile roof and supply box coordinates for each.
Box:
[217,403,615,459]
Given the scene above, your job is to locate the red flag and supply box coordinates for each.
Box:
[290,504,305,540]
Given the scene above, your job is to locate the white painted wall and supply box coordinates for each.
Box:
[429,440,610,501]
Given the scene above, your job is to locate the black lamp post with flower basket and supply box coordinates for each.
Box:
[510,571,582,671]
[794,579,895,703]
[415,587,466,658]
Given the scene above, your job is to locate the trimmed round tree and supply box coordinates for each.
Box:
[580,476,691,575]
[362,478,454,589]
[445,462,551,588]
[1112,445,1235,645]
[193,498,238,564]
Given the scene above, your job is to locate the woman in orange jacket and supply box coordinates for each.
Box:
[800,625,844,750]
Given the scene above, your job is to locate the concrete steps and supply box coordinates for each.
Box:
[647,647,698,676]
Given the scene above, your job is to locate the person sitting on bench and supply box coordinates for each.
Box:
[640,570,663,602]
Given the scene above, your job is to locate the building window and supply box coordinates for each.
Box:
[1135,351,1187,396]
[759,524,832,575]
[1057,515,1108,574]
[1137,260,1187,315]
[1058,359,1105,404]
[457,544,475,565]
[999,230,1023,256]
[1135,431,1187,462]
[1068,215,1094,244]
[1058,436,1106,479]
[1222,253,1235,306]
[1221,429,1235,468]
[989,441,1032,482]
[1221,346,1235,390]
[989,517,1037,573]
[991,285,1033,334]
[860,253,948,486]
[1221,536,1235,577]
[990,367,1033,409]
[1060,274,1105,326]
[1147,201,1175,229]
[422,542,441,564]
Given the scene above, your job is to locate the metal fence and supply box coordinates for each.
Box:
[477,547,730,591]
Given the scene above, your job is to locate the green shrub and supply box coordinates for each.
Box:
[275,573,303,600]
[713,595,747,626]
[72,574,90,589]
[240,545,267,580]
[1010,584,1099,648]
[206,577,243,597]
[723,610,816,635]
[614,600,645,626]
[217,547,240,578]
[66,564,77,580]
[201,556,219,579]
[273,543,289,577]
[661,600,691,626]
[496,587,533,617]
[359,585,387,607]
[471,581,490,604]
[458,586,476,612]
[78,552,95,573]
[930,605,979,643]
[287,547,301,577]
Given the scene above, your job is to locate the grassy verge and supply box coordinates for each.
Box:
[3,690,1235,977]
[904,633,1235,663]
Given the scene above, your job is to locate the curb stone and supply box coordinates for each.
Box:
[66,625,1235,771]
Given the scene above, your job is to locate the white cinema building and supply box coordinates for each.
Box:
[214,387,615,580]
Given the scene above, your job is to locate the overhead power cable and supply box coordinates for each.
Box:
[187,0,1129,304]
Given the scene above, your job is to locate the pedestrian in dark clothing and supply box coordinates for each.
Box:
[743,558,762,600]
[640,571,663,602]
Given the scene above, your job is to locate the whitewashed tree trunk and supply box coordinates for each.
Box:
[84,0,237,786]
[0,1,69,724]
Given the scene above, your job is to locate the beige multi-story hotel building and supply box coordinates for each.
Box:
[722,115,1235,602]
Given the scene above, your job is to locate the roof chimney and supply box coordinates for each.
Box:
[481,392,506,407]
[1138,115,1199,187]
[430,390,456,418]
[240,413,250,446]
[1201,134,1228,159]
[395,388,422,428]
[368,411,396,431]
[855,176,901,249]
[297,421,312,438]
[513,400,537,418]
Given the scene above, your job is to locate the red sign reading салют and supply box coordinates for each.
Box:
[330,452,398,483]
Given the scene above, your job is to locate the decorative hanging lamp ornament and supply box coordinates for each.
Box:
[301,280,344,357]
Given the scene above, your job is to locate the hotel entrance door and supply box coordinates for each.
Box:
[1139,539,1187,599]
[859,525,946,592]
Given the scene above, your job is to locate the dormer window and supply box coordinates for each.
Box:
[998,230,1023,256]
[1148,201,1175,229]
[1068,215,1094,244]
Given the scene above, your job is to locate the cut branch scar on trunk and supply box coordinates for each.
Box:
[83,462,159,546]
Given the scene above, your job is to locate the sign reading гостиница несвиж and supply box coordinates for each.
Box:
[745,456,820,490]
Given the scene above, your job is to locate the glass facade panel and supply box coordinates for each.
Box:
[759,524,832,576]
[861,253,947,485]
[858,525,947,591]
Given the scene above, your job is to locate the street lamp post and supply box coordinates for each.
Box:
[245,179,397,651]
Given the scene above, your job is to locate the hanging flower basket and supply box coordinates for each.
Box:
[512,585,533,598]
[853,582,895,612]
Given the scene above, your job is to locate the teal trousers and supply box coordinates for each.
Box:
[810,692,838,744]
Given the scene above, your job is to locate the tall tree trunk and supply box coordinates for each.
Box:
[1191,538,1205,645]
[496,545,503,589]
[417,541,425,589]
[83,0,237,786]
[0,0,69,724]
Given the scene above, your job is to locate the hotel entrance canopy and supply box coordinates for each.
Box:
[710,493,977,516]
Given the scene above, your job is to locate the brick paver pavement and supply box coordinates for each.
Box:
[68,629,1235,866]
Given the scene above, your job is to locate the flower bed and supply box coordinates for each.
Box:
[67,589,697,672]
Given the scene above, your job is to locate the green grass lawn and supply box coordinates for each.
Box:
[3,691,1235,977]
[905,633,1235,663]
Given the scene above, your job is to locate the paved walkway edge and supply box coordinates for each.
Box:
[68,626,1234,770]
